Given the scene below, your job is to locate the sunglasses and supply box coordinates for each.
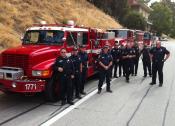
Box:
[61,52,66,53]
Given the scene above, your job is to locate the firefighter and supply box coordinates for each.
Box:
[122,43,136,83]
[78,45,88,95]
[140,44,152,77]
[133,43,140,76]
[149,41,170,87]
[53,48,74,105]
[98,45,113,94]
[70,47,82,99]
[111,43,122,78]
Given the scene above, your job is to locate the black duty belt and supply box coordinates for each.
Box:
[62,73,71,77]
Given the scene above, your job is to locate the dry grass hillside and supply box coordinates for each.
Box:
[0,0,122,50]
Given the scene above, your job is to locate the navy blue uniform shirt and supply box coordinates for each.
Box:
[122,48,136,62]
[111,48,122,61]
[53,56,74,76]
[133,46,140,58]
[98,53,113,66]
[78,52,88,68]
[141,47,151,61]
[70,55,82,72]
[150,47,170,62]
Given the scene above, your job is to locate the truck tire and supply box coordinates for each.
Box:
[2,90,14,95]
[45,73,60,102]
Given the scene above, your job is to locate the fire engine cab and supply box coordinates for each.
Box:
[134,30,144,49]
[107,28,134,46]
[0,21,115,101]
[143,32,152,46]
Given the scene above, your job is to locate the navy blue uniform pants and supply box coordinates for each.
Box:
[142,60,151,76]
[113,61,120,77]
[98,69,111,91]
[80,68,87,93]
[119,60,125,76]
[152,62,164,84]
[133,58,139,75]
[124,61,134,81]
[59,75,73,102]
[73,72,81,97]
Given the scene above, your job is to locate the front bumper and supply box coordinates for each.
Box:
[0,79,46,93]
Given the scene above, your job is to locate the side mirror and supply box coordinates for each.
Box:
[62,37,66,41]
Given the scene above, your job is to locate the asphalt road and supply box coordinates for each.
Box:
[0,40,174,126]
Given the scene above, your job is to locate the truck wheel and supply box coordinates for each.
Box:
[45,74,60,102]
[2,90,13,95]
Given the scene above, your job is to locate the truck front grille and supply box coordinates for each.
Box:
[2,54,30,74]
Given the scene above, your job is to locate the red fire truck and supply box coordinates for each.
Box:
[107,28,134,46]
[0,21,115,101]
[143,32,152,46]
[134,30,144,49]
[134,30,144,42]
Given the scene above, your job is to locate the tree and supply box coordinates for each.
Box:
[110,0,129,22]
[87,0,113,15]
[139,0,151,4]
[170,25,175,37]
[162,0,175,37]
[122,11,146,30]
[149,2,173,35]
[87,0,129,23]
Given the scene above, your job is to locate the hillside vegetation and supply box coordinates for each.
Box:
[0,0,122,50]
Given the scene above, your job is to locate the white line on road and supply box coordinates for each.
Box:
[41,78,117,126]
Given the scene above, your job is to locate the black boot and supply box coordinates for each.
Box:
[97,89,101,94]
[67,101,74,105]
[149,82,156,85]
[61,100,66,106]
[106,89,112,93]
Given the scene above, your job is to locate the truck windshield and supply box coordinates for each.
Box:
[144,33,151,40]
[23,30,64,45]
[108,30,127,38]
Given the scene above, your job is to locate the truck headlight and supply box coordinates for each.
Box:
[32,70,50,77]
[12,82,17,88]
